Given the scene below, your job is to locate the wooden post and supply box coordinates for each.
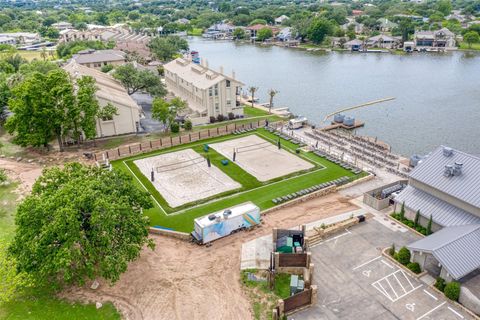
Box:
[139,143,142,151]
[234,122,237,130]
[179,136,182,143]
[198,132,200,139]
[106,151,109,159]
[118,148,120,156]
[150,141,152,148]
[160,138,162,146]
[189,133,191,141]
[170,136,172,145]
[217,127,219,134]
[94,153,97,161]
[128,146,131,154]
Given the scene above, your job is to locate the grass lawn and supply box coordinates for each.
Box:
[459,42,480,50]
[187,28,203,36]
[0,176,121,320]
[113,128,360,232]
[16,50,57,61]
[273,273,291,299]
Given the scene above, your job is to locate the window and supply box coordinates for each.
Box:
[214,84,218,96]
[215,103,219,111]
[226,80,230,88]
[226,100,231,105]
[209,87,213,97]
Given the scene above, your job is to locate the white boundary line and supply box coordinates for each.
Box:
[448,306,464,319]
[121,130,348,217]
[381,260,394,269]
[423,289,438,301]
[393,273,407,294]
[385,277,399,299]
[352,256,382,270]
[310,229,351,248]
[416,302,446,320]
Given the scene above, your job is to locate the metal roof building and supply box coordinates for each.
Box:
[408,224,480,280]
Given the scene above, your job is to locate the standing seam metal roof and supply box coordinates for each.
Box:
[408,224,480,280]
[409,145,480,208]
[394,186,480,227]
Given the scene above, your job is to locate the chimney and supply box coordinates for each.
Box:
[453,162,463,176]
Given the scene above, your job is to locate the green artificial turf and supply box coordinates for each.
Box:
[112,128,361,232]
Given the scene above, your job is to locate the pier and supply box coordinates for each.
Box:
[319,120,365,131]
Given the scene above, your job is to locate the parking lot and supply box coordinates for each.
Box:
[291,219,474,320]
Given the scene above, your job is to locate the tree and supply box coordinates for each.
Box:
[101,64,114,73]
[113,63,166,97]
[444,282,461,301]
[151,97,187,132]
[248,86,258,108]
[396,247,411,265]
[267,89,278,114]
[307,18,334,44]
[426,215,433,235]
[257,27,273,41]
[9,163,153,286]
[0,241,32,303]
[399,202,405,220]
[233,28,245,40]
[437,0,453,16]
[184,119,192,131]
[249,19,268,26]
[463,31,480,49]
[149,35,189,62]
[414,209,420,227]
[0,168,7,183]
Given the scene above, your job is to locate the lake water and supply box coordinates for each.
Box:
[188,37,480,157]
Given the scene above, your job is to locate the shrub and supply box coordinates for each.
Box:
[407,262,421,274]
[389,243,395,257]
[0,169,7,183]
[444,282,461,301]
[170,122,180,133]
[184,119,192,131]
[228,112,235,120]
[396,247,411,265]
[101,64,114,73]
[426,215,433,235]
[399,202,405,219]
[406,221,414,228]
[209,116,216,123]
[414,209,420,227]
[217,114,225,122]
[434,277,446,292]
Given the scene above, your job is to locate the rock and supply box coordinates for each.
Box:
[0,154,5,158]
[91,280,100,290]
[96,302,103,309]
[16,157,22,162]
[27,159,34,163]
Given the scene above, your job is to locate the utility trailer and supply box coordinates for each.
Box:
[191,202,261,244]
[288,116,308,130]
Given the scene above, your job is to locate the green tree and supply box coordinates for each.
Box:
[152,97,187,132]
[399,202,405,220]
[9,163,153,286]
[248,86,258,108]
[0,241,32,303]
[0,168,7,183]
[149,35,189,62]
[74,76,101,141]
[444,282,461,301]
[113,63,166,97]
[267,89,278,114]
[233,28,245,40]
[396,247,411,265]
[426,215,433,235]
[463,31,480,49]
[257,28,273,41]
[249,19,268,26]
[307,18,334,44]
[184,119,192,131]
[414,210,420,227]
[437,0,453,16]
[101,64,114,73]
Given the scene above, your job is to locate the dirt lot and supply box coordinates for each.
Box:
[0,159,43,195]
[63,193,358,320]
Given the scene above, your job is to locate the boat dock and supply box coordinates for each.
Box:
[319,120,365,131]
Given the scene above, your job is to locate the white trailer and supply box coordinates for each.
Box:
[191,202,261,244]
[288,116,307,129]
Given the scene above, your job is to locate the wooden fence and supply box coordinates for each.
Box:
[94,119,271,162]
[278,253,308,267]
[284,288,313,313]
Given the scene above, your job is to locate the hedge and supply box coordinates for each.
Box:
[396,247,411,265]
[444,282,461,301]
[407,262,421,274]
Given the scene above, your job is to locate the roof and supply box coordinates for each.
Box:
[409,145,480,208]
[345,39,363,45]
[368,34,397,42]
[63,61,140,111]
[72,49,126,64]
[394,186,480,227]
[194,202,259,228]
[247,24,272,31]
[408,224,480,280]
[163,58,244,90]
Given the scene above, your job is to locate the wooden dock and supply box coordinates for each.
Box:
[319,120,365,131]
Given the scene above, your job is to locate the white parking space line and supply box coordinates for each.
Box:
[381,260,394,269]
[375,282,394,301]
[416,302,446,320]
[423,289,438,301]
[448,307,464,319]
[310,230,351,248]
[393,273,407,294]
[352,256,382,270]
[386,277,399,299]
[393,284,422,302]
[402,270,415,288]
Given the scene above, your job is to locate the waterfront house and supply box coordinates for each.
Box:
[63,61,142,137]
[403,41,415,52]
[245,24,279,39]
[344,39,364,51]
[275,15,289,25]
[52,21,73,31]
[163,58,244,124]
[393,146,480,282]
[377,18,398,32]
[0,36,15,45]
[72,49,127,70]
[341,19,364,34]
[276,27,293,42]
[366,34,400,49]
[203,23,235,39]
[414,28,456,51]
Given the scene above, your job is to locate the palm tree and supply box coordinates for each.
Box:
[267,89,278,114]
[247,86,258,108]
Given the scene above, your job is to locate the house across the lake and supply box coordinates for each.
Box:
[413,28,456,51]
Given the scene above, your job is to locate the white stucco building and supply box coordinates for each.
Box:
[163,58,244,124]
[63,61,142,137]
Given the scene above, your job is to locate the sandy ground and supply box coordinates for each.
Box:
[209,135,314,181]
[133,149,240,207]
[0,159,43,195]
[63,193,358,320]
